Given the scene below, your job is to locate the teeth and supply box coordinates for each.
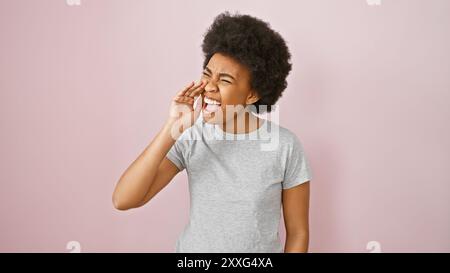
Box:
[204,97,221,105]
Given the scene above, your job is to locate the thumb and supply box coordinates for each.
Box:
[193,94,203,121]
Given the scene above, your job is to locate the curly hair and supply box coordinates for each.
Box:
[201,11,292,114]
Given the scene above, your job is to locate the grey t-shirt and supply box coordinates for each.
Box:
[166,114,313,253]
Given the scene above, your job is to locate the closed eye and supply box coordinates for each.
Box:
[202,72,232,84]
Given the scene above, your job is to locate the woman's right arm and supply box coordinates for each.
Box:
[112,80,207,210]
[112,117,179,210]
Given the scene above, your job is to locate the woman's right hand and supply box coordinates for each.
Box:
[167,80,208,137]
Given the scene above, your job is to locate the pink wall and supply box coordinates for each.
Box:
[1,0,449,252]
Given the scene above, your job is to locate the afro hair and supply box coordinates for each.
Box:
[201,11,292,114]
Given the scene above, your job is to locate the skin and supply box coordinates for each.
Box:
[199,52,261,133]
[112,52,310,253]
[282,181,310,252]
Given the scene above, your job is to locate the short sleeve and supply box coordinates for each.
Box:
[282,135,313,189]
[166,139,186,171]
[166,127,192,171]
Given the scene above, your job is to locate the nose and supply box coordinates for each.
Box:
[204,79,219,93]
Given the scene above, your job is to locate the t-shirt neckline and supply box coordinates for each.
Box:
[211,117,269,140]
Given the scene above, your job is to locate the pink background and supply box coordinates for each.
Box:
[1,0,449,252]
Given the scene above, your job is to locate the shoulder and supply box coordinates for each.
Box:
[176,117,211,142]
[266,120,303,149]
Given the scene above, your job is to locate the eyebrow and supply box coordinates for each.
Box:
[204,67,236,81]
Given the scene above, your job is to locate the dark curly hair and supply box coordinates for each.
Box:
[201,11,292,114]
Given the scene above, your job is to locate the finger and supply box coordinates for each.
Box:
[174,95,186,102]
[193,94,203,113]
[193,96,203,123]
[189,87,205,99]
[185,80,204,97]
[175,95,194,104]
[176,81,195,97]
[184,82,201,98]
[173,95,191,103]
[187,81,208,98]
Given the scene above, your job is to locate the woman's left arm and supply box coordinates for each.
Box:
[282,181,310,253]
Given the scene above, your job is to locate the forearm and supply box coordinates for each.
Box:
[112,118,178,209]
[284,231,309,253]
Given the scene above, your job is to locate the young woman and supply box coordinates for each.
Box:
[113,11,313,253]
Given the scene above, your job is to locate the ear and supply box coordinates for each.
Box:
[246,90,260,104]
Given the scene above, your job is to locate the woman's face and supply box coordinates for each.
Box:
[200,53,259,124]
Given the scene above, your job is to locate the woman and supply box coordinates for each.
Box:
[112,11,313,253]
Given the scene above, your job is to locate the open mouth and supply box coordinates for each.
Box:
[203,97,222,113]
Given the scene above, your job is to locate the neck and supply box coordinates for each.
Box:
[219,110,262,134]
